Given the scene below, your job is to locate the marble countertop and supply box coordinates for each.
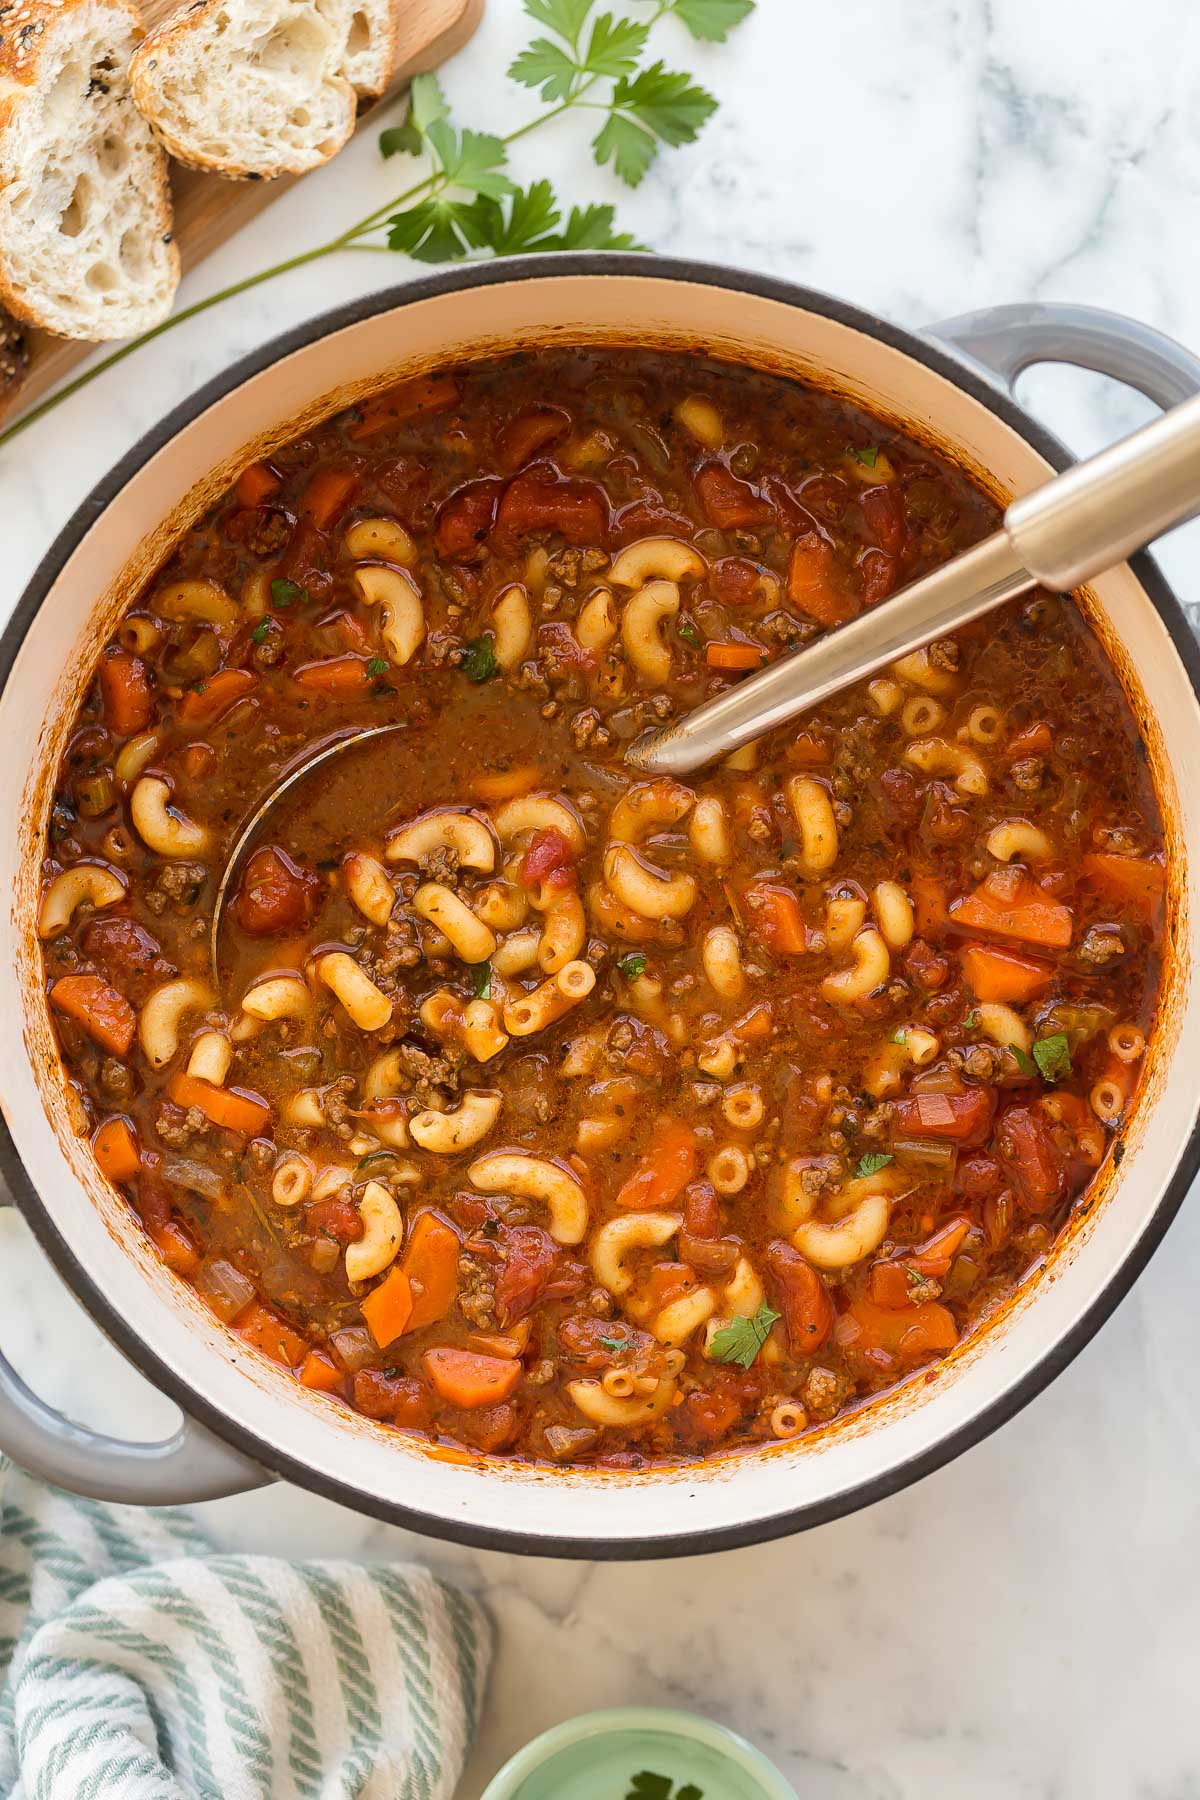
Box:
[4,1,1200,1792]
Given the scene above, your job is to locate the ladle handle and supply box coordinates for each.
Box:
[630,378,1200,776]
[1005,388,1200,589]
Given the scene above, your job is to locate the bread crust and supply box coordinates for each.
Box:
[0,0,180,338]
[129,0,359,180]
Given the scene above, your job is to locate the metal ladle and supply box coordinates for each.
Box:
[626,389,1200,776]
[210,723,409,978]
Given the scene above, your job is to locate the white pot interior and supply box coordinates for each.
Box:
[2,270,1197,1547]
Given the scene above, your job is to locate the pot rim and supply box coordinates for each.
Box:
[5,253,1200,1558]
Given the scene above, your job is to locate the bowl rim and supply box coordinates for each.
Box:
[477,1704,798,1799]
[5,251,1200,1557]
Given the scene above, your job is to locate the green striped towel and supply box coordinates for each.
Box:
[0,1457,491,1799]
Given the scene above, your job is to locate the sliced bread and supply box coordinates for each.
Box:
[341,0,397,99]
[0,0,179,341]
[129,0,360,180]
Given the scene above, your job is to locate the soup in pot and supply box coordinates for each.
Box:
[37,349,1164,1465]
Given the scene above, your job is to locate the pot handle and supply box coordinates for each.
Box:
[924,301,1200,408]
[0,1351,271,1504]
[0,1147,271,1503]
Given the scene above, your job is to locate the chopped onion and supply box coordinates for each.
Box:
[330,1326,377,1373]
[194,1257,256,1323]
[163,1157,224,1201]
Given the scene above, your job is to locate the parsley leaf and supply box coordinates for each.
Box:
[677,619,700,647]
[594,61,717,186]
[508,37,579,100]
[964,1010,980,1029]
[469,961,492,999]
[525,0,594,42]
[670,0,754,41]
[617,951,647,980]
[855,1150,893,1179]
[628,1777,672,1800]
[366,656,390,679]
[379,71,450,157]
[592,111,657,185]
[425,121,515,199]
[853,444,879,468]
[250,620,271,644]
[599,1332,628,1351]
[891,1026,908,1045]
[270,577,306,608]
[460,635,500,682]
[709,1301,780,1368]
[556,200,644,249]
[1033,1031,1072,1082]
[584,11,650,77]
[387,195,497,262]
[1012,1045,1038,1078]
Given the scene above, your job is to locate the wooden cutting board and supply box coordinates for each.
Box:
[0,0,483,427]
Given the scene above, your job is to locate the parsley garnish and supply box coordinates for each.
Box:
[853,444,879,468]
[891,1026,908,1045]
[469,961,492,999]
[599,1333,628,1351]
[270,577,307,608]
[617,951,647,980]
[366,655,390,679]
[1012,1045,1038,1078]
[709,1302,780,1368]
[627,1775,703,1800]
[1033,1031,1072,1083]
[250,619,271,644]
[963,1010,979,1029]
[677,619,700,647]
[461,635,500,683]
[855,1151,893,1179]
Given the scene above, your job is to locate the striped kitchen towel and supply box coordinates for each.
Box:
[0,1457,491,1799]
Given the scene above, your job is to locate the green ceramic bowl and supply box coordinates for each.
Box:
[480,1706,797,1800]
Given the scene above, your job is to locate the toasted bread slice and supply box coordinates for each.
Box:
[0,0,179,341]
[342,0,398,98]
[129,0,359,179]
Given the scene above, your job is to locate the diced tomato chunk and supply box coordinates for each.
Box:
[711,556,766,605]
[233,845,318,937]
[859,482,908,556]
[496,406,570,471]
[694,462,774,529]
[306,1197,364,1244]
[495,464,609,546]
[858,548,897,605]
[765,1241,834,1354]
[520,827,576,889]
[995,1105,1066,1214]
[434,478,504,562]
[892,1087,996,1147]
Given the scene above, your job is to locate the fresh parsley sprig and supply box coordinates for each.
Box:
[708,1301,780,1367]
[0,0,755,448]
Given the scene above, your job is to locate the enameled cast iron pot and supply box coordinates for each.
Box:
[2,258,1199,1559]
